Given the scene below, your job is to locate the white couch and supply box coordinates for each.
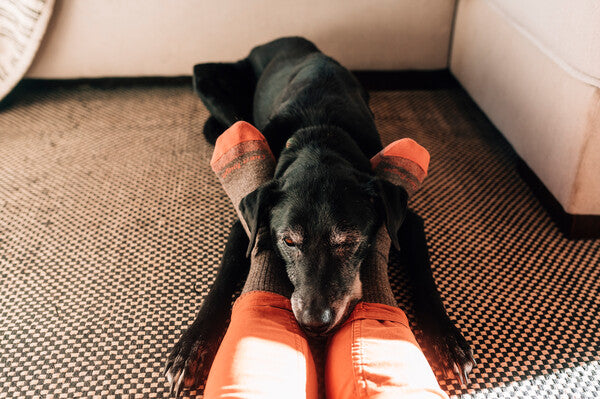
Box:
[450,0,600,220]
[26,0,455,76]
[25,0,600,230]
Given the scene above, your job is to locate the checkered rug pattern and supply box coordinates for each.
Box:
[0,82,598,398]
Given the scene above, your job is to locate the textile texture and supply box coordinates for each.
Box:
[0,0,54,101]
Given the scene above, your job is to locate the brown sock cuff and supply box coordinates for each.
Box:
[242,246,293,297]
[210,121,275,235]
[360,227,397,307]
[370,138,430,197]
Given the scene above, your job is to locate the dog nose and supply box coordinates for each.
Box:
[301,308,333,334]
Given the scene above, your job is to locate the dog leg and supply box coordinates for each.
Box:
[201,116,227,146]
[193,60,256,129]
[398,210,475,385]
[164,220,250,396]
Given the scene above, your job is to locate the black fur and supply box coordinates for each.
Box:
[165,37,474,395]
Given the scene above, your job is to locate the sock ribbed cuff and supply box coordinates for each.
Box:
[211,121,275,235]
[370,138,430,197]
[360,227,397,307]
[241,246,293,296]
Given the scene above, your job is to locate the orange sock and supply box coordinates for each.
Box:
[370,138,430,197]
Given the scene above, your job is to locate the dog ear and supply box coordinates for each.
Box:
[238,180,279,257]
[372,178,408,250]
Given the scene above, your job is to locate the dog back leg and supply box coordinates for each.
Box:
[193,60,256,135]
[194,37,320,144]
[201,116,227,146]
[246,36,319,75]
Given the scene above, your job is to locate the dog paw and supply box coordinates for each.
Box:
[427,324,476,385]
[164,329,219,397]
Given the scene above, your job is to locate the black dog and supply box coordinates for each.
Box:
[165,37,474,395]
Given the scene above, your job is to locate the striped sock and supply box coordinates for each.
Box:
[361,138,431,306]
[211,121,292,296]
[210,121,276,236]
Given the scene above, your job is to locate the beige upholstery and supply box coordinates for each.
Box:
[26,0,456,78]
[23,0,600,216]
[486,0,600,86]
[450,0,599,215]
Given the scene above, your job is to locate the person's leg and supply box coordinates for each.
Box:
[326,227,447,399]
[325,302,448,399]
[204,291,318,399]
[205,122,316,398]
[324,135,448,399]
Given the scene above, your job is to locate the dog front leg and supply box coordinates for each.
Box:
[398,210,475,385]
[164,220,250,396]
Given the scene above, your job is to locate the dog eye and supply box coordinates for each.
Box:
[283,237,296,247]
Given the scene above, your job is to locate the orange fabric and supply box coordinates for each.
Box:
[371,138,430,175]
[204,292,447,399]
[210,121,270,166]
[326,303,448,399]
[203,291,318,399]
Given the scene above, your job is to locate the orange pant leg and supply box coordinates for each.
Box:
[326,302,449,399]
[204,291,318,399]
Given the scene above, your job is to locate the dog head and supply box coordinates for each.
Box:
[239,140,408,335]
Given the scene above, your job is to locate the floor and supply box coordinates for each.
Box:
[0,81,598,398]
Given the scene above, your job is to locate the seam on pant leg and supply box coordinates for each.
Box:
[288,311,304,394]
[352,317,367,398]
[289,310,315,397]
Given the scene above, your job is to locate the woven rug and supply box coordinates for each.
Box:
[0,82,598,398]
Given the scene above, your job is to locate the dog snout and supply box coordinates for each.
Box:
[291,294,335,334]
[300,307,333,335]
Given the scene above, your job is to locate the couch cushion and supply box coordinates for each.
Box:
[27,0,456,78]
[486,0,600,87]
